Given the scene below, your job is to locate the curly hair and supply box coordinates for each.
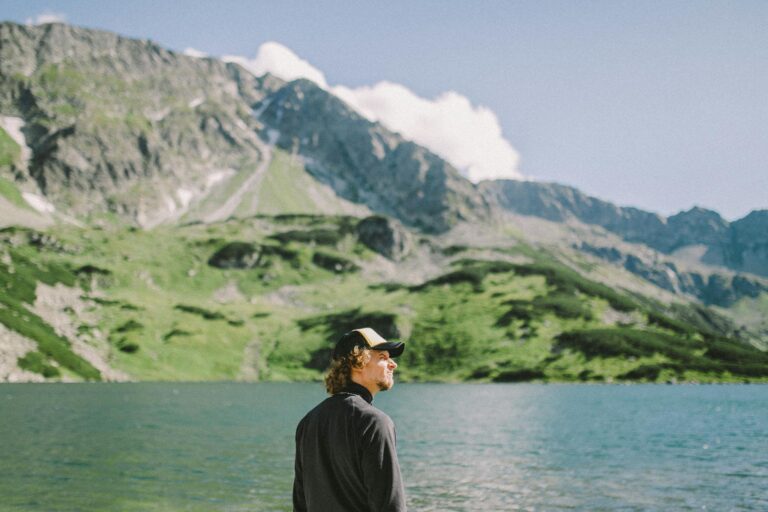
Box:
[324,346,371,395]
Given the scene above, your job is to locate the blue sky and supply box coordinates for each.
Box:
[3,1,767,220]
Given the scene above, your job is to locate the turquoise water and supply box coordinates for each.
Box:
[0,383,765,511]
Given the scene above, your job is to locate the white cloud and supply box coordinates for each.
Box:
[183,47,208,59]
[25,11,67,25]
[333,82,522,181]
[223,42,328,89]
[230,41,522,182]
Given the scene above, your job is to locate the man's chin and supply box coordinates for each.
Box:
[377,379,394,391]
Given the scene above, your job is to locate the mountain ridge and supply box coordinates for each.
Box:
[481,179,768,278]
[0,21,767,385]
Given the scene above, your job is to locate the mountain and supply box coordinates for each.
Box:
[256,79,490,233]
[481,179,768,279]
[726,211,768,276]
[0,22,489,233]
[0,21,285,226]
[0,22,766,383]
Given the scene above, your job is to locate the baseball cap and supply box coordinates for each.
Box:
[332,327,405,359]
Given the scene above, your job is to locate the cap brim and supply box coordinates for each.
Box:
[371,341,404,358]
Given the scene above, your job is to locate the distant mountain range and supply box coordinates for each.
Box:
[0,21,767,384]
[483,180,768,277]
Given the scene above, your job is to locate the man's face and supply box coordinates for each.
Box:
[357,350,398,392]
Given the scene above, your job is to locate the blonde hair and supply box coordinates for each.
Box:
[324,346,371,395]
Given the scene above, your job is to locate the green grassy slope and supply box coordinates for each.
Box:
[0,176,29,209]
[0,231,101,380]
[2,216,766,383]
[0,127,21,167]
[0,127,30,210]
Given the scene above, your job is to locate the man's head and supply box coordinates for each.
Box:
[324,328,404,396]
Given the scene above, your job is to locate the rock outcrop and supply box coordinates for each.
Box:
[355,215,412,261]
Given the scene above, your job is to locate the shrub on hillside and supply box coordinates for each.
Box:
[163,329,192,342]
[115,320,143,333]
[441,245,470,256]
[402,328,479,373]
[533,293,593,320]
[207,242,262,269]
[269,229,343,246]
[298,308,399,338]
[669,303,737,338]
[555,328,768,378]
[647,311,697,336]
[513,262,637,312]
[496,293,591,327]
[704,337,768,366]
[555,328,699,361]
[174,304,227,321]
[75,264,111,276]
[496,301,534,326]
[493,367,545,382]
[261,243,301,267]
[414,260,516,292]
[115,338,140,353]
[17,351,60,378]
[618,364,665,381]
[312,250,359,273]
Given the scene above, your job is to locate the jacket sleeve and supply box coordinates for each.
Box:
[292,422,307,512]
[361,414,406,512]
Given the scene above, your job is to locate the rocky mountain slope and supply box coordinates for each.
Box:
[0,21,489,233]
[255,79,490,232]
[482,180,768,278]
[0,21,283,226]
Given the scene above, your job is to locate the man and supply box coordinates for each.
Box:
[293,327,407,512]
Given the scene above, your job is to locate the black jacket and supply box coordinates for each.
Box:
[293,383,406,512]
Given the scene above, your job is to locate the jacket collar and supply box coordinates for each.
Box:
[341,382,373,404]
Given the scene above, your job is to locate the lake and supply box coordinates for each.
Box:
[0,383,765,511]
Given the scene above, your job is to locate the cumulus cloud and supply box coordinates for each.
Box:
[25,11,67,25]
[223,42,328,88]
[232,41,522,182]
[333,82,521,181]
[183,47,209,59]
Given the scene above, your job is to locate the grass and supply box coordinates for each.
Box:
[0,127,21,167]
[0,178,29,212]
[17,351,60,378]
[0,248,101,380]
[255,149,323,214]
[555,327,768,378]
[2,217,766,383]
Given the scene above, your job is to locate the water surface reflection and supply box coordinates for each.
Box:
[1,383,765,511]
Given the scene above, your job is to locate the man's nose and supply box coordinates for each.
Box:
[389,359,397,369]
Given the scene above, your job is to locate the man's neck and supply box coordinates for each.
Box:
[349,377,378,400]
